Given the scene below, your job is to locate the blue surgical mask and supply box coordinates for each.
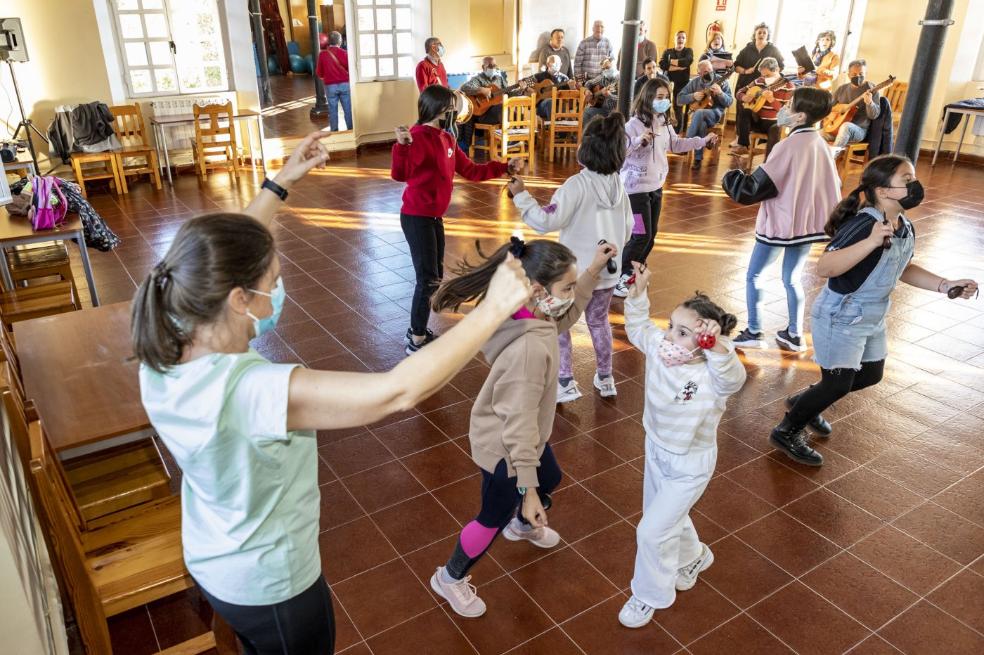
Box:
[247,276,285,338]
[436,45,446,58]
[652,98,671,114]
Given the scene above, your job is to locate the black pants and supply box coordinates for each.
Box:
[459,106,503,151]
[198,576,336,655]
[669,76,689,131]
[400,213,445,336]
[736,112,780,158]
[787,360,885,427]
[620,189,663,273]
[445,444,562,580]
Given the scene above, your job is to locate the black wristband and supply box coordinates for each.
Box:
[262,178,289,201]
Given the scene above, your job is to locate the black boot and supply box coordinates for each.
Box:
[786,393,833,436]
[770,415,824,466]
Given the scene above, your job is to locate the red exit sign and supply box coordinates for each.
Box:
[716,0,727,10]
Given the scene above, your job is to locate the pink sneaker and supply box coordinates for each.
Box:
[502,518,561,548]
[430,567,486,618]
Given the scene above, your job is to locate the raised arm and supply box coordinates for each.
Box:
[243,131,330,229]
[510,177,579,233]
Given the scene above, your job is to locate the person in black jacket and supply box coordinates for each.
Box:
[733,24,785,142]
[633,58,669,98]
[659,31,693,129]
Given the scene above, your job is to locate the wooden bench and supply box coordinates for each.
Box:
[0,280,78,330]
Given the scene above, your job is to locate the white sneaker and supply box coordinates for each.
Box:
[612,274,630,298]
[593,373,617,397]
[430,567,487,618]
[501,517,561,548]
[618,595,655,628]
[556,379,582,404]
[676,543,714,591]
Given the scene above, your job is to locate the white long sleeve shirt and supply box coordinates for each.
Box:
[624,293,747,454]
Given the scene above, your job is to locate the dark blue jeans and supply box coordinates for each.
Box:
[325,82,352,132]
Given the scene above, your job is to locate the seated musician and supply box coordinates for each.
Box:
[633,57,669,97]
[826,59,881,148]
[533,54,574,119]
[732,57,792,160]
[583,57,619,128]
[459,56,530,149]
[798,30,840,90]
[677,59,734,169]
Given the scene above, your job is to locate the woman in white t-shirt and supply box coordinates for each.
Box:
[131,132,531,655]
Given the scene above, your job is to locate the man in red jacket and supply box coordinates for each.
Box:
[415,37,448,92]
[315,31,352,132]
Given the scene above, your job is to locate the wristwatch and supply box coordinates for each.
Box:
[262,178,289,201]
[517,486,527,496]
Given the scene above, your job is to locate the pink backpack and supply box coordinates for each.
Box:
[28,176,67,231]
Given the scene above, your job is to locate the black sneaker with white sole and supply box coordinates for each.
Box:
[732,328,767,349]
[405,328,438,355]
[776,329,807,352]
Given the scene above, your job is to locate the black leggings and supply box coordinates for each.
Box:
[620,189,663,273]
[199,576,335,655]
[400,213,445,335]
[445,445,563,580]
[787,360,885,427]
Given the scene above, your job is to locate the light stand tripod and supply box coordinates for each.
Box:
[1,51,48,174]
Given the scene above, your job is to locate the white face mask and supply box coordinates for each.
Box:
[484,67,498,78]
[658,338,700,367]
[549,62,561,73]
[536,292,574,318]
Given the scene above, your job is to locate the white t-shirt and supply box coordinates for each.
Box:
[140,350,320,606]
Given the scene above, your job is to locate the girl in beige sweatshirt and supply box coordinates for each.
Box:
[427,238,616,618]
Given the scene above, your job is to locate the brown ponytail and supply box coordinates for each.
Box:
[131,213,276,372]
[681,291,738,336]
[825,154,911,237]
[432,238,576,313]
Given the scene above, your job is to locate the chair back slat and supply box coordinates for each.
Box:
[503,94,535,129]
[110,104,149,148]
[193,101,236,145]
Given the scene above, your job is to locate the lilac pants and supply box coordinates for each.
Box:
[558,287,615,378]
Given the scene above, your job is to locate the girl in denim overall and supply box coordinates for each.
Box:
[769,155,979,467]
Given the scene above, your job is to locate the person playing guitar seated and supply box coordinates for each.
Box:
[532,55,581,119]
[677,59,734,169]
[826,59,881,148]
[633,57,670,97]
[458,56,532,150]
[583,57,619,129]
[732,57,792,161]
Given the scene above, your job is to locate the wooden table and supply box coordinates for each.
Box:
[932,105,984,166]
[0,208,100,306]
[3,158,36,178]
[150,108,266,184]
[16,302,147,453]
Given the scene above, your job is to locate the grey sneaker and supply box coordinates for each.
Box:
[732,328,767,349]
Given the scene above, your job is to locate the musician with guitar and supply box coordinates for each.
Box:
[732,23,785,141]
[677,59,734,170]
[532,55,583,119]
[458,57,533,150]
[732,57,793,160]
[826,60,883,148]
[583,57,620,129]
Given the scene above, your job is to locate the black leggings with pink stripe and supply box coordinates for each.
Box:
[445,445,562,580]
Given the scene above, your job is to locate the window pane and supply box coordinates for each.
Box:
[359,34,376,56]
[155,68,178,91]
[396,32,412,54]
[116,0,138,9]
[356,0,373,5]
[398,56,414,78]
[119,14,144,38]
[374,0,394,5]
[395,8,411,27]
[144,13,168,38]
[378,57,394,77]
[360,58,377,79]
[141,0,163,7]
[125,41,148,66]
[169,0,228,92]
[130,69,153,93]
[149,40,171,65]
[375,8,392,31]
[377,34,393,56]
[357,9,374,31]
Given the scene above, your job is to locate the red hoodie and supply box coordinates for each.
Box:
[391,124,509,217]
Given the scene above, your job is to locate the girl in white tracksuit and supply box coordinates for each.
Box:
[617,262,747,628]
[509,112,634,402]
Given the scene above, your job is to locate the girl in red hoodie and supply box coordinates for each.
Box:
[391,85,523,355]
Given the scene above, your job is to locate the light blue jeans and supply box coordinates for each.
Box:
[326,82,352,132]
[833,122,867,147]
[685,108,722,161]
[745,241,813,336]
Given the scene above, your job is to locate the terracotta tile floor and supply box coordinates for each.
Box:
[70,135,984,654]
[260,73,351,139]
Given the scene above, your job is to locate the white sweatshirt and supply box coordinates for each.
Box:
[512,169,634,290]
[624,292,747,454]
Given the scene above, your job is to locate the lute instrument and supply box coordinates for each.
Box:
[821,75,896,136]
[739,76,792,113]
[466,74,538,117]
[687,67,734,111]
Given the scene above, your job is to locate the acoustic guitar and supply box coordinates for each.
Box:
[821,75,896,137]
[739,76,793,113]
[533,73,587,102]
[687,67,735,111]
[466,75,538,117]
[587,79,618,108]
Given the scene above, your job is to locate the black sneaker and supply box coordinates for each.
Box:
[785,393,832,436]
[776,329,807,352]
[732,328,766,350]
[405,328,438,356]
[769,418,824,467]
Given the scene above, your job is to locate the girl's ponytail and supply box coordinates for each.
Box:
[825,185,865,237]
[824,154,912,237]
[131,262,188,373]
[681,291,738,337]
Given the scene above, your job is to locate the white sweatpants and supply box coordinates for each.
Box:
[630,438,717,609]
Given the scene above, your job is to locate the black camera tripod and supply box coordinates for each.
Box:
[2,53,48,175]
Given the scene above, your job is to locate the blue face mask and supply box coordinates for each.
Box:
[652,98,671,114]
[247,276,285,338]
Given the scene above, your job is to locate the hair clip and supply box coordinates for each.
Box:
[508,235,526,257]
[153,262,171,289]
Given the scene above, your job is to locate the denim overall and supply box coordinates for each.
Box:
[810,207,914,370]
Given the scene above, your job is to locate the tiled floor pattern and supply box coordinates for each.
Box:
[62,137,984,654]
[260,73,352,140]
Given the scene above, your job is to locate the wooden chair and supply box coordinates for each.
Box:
[3,242,79,300]
[469,123,496,161]
[492,94,536,170]
[191,102,241,181]
[541,88,583,163]
[110,104,163,192]
[836,142,869,183]
[70,152,124,199]
[0,281,78,331]
[885,81,908,133]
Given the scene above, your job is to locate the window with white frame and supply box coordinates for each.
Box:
[354,0,414,82]
[110,0,229,97]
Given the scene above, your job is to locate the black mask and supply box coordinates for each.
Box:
[702,73,714,82]
[439,108,456,131]
[851,75,865,86]
[892,180,925,210]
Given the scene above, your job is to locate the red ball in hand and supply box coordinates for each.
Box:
[697,333,716,349]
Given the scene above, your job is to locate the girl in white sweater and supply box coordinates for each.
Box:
[509,113,634,402]
[618,261,747,628]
